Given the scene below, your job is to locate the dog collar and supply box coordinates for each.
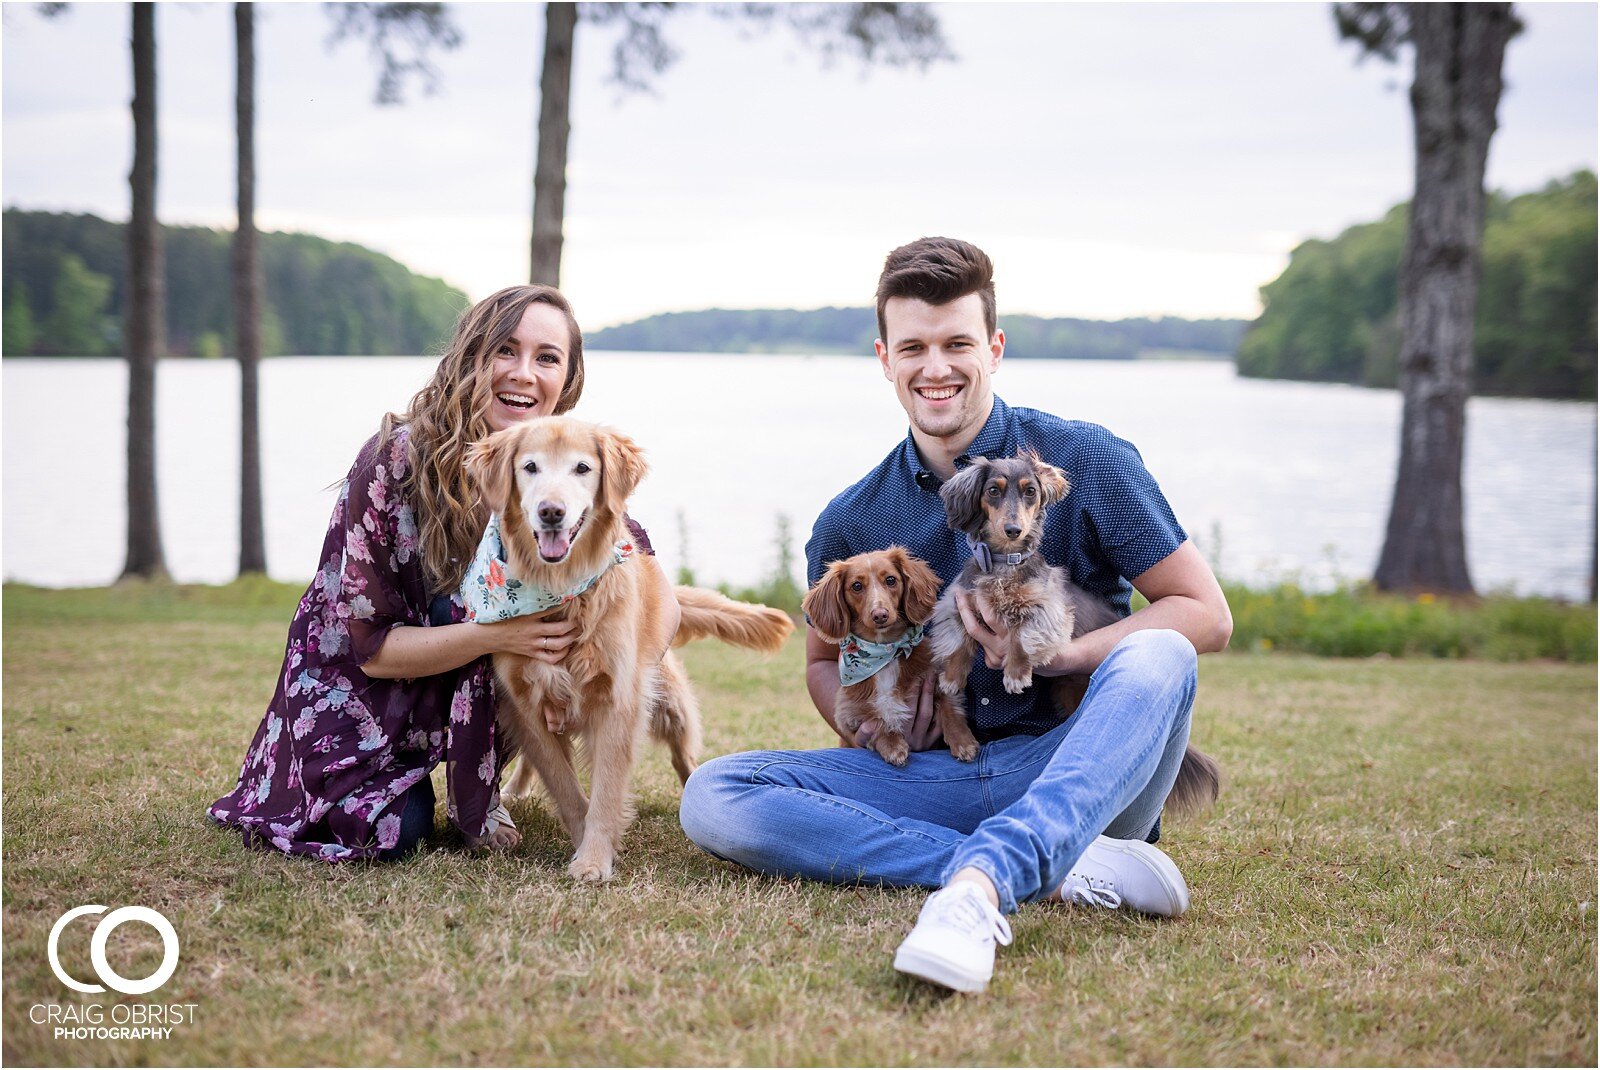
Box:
[837,623,926,686]
[967,537,1028,573]
[462,513,634,623]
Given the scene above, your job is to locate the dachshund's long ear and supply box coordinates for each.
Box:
[465,429,517,515]
[890,546,942,625]
[801,563,852,643]
[1033,457,1070,506]
[596,426,648,520]
[938,459,989,535]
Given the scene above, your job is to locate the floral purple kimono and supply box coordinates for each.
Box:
[208,429,503,860]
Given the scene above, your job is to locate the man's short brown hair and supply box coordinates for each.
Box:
[875,237,997,342]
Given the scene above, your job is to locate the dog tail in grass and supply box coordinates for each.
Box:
[1165,744,1222,818]
[672,586,795,653]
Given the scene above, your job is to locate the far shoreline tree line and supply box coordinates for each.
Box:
[6,168,1591,401]
[11,2,1577,598]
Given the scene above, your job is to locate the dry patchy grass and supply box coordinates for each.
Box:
[2,584,1595,1066]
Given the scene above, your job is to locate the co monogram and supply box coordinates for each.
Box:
[47,906,179,996]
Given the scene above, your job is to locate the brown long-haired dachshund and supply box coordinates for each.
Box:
[804,547,980,766]
[927,450,1220,816]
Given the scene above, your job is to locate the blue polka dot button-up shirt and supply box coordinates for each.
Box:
[806,395,1188,741]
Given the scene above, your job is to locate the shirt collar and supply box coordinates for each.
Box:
[903,395,1016,489]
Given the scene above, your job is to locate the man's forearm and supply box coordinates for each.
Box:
[1039,594,1230,678]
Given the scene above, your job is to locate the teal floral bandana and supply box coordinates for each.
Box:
[463,513,634,623]
[837,623,926,686]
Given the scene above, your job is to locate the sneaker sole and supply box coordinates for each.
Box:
[892,944,990,994]
[1104,837,1191,917]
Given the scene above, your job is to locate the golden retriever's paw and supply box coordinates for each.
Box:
[568,847,616,882]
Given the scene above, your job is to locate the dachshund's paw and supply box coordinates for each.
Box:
[949,738,979,762]
[875,734,911,767]
[1002,671,1033,695]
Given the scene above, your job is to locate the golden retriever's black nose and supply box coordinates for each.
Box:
[538,501,566,526]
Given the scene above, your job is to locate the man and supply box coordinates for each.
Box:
[680,237,1232,993]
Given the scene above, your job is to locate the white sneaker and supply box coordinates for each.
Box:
[893,881,1013,993]
[1057,835,1190,917]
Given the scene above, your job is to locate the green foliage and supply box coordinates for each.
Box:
[589,307,1246,360]
[719,514,805,615]
[1223,581,1596,662]
[673,509,697,586]
[3,284,36,353]
[1239,171,1598,398]
[195,331,226,359]
[38,252,116,356]
[2,210,467,358]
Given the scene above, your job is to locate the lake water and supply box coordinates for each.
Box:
[3,354,1595,599]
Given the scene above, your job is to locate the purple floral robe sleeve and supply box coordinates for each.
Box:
[208,430,503,860]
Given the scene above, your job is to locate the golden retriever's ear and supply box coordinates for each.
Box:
[596,427,649,518]
[465,431,516,515]
[939,459,989,536]
[890,547,942,625]
[801,563,852,643]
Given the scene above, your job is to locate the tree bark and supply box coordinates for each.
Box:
[121,1,167,580]
[1373,2,1514,594]
[235,2,266,575]
[531,2,577,286]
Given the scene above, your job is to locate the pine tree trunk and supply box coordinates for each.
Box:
[235,2,266,575]
[531,2,577,286]
[121,2,167,580]
[1373,2,1514,594]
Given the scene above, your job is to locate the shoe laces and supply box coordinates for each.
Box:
[926,884,1013,946]
[1061,872,1123,910]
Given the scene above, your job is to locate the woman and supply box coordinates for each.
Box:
[208,285,674,860]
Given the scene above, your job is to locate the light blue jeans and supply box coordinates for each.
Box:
[679,629,1199,913]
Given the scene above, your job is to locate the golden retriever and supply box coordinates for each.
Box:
[803,547,979,765]
[466,417,793,880]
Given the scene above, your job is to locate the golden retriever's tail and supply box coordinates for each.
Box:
[1165,744,1222,818]
[672,586,794,653]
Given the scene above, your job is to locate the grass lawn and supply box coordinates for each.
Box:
[3,582,1595,1067]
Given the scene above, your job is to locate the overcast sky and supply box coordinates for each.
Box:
[4,2,1595,329]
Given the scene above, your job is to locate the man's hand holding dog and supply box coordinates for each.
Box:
[953,589,1090,678]
[853,676,945,752]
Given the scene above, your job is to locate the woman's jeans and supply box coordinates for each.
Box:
[679,629,1198,913]
[376,776,436,861]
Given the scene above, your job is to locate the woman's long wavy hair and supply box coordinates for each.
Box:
[379,284,585,597]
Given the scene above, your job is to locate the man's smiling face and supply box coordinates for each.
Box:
[876,292,1004,446]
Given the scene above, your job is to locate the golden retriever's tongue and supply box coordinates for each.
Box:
[537,529,570,561]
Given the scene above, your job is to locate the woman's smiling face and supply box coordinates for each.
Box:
[486,301,573,433]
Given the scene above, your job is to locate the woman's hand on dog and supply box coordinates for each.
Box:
[852,676,945,752]
[479,614,580,665]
